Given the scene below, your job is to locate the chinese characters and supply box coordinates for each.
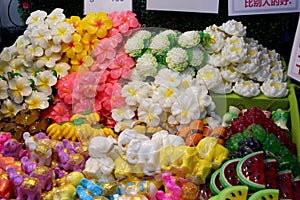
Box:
[245,0,291,8]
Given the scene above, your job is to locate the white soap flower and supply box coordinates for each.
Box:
[196,65,223,90]
[258,51,271,66]
[122,81,152,107]
[270,60,282,69]
[235,57,259,74]
[268,49,280,61]
[247,65,271,82]
[188,47,206,67]
[154,68,181,88]
[220,65,242,82]
[189,85,213,118]
[149,33,170,55]
[221,36,247,64]
[203,25,226,53]
[178,31,200,48]
[166,47,189,72]
[219,19,247,37]
[247,45,259,58]
[233,80,260,97]
[269,65,285,81]
[170,92,200,125]
[133,30,152,40]
[207,53,230,67]
[160,29,178,37]
[260,79,288,98]
[152,85,178,109]
[138,98,163,127]
[124,37,145,57]
[211,81,232,94]
[245,37,259,47]
[181,67,196,78]
[177,73,197,90]
[135,53,158,81]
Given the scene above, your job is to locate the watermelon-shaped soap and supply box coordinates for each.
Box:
[220,158,241,188]
[248,189,279,200]
[277,170,294,199]
[264,158,277,189]
[237,151,265,190]
[293,177,300,199]
[210,169,224,195]
[216,185,248,200]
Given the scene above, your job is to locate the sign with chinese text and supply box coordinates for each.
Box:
[84,0,132,14]
[288,15,300,82]
[228,0,300,16]
[146,0,219,13]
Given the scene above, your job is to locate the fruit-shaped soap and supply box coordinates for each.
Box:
[220,158,241,188]
[213,185,248,200]
[237,151,265,190]
[209,169,224,195]
[264,158,277,189]
[248,189,279,200]
[293,177,300,198]
[277,170,294,200]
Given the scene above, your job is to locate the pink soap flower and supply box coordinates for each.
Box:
[108,53,135,79]
[92,37,117,64]
[49,102,72,123]
[108,10,141,35]
[56,72,78,105]
[73,98,102,114]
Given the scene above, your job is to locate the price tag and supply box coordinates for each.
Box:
[84,0,132,14]
[146,0,219,13]
[288,15,300,82]
[228,0,300,16]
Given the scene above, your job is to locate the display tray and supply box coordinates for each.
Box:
[211,83,300,161]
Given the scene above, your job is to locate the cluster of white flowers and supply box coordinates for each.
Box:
[124,28,209,81]
[125,20,288,98]
[112,68,216,133]
[202,19,288,97]
[0,8,72,118]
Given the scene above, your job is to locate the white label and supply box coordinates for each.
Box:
[84,0,132,14]
[146,0,219,14]
[288,15,300,82]
[228,0,300,16]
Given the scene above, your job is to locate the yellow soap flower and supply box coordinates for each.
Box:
[66,16,84,34]
[82,12,113,39]
[61,33,83,59]
[81,32,99,53]
[70,51,93,72]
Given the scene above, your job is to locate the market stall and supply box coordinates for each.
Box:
[0,1,299,199]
